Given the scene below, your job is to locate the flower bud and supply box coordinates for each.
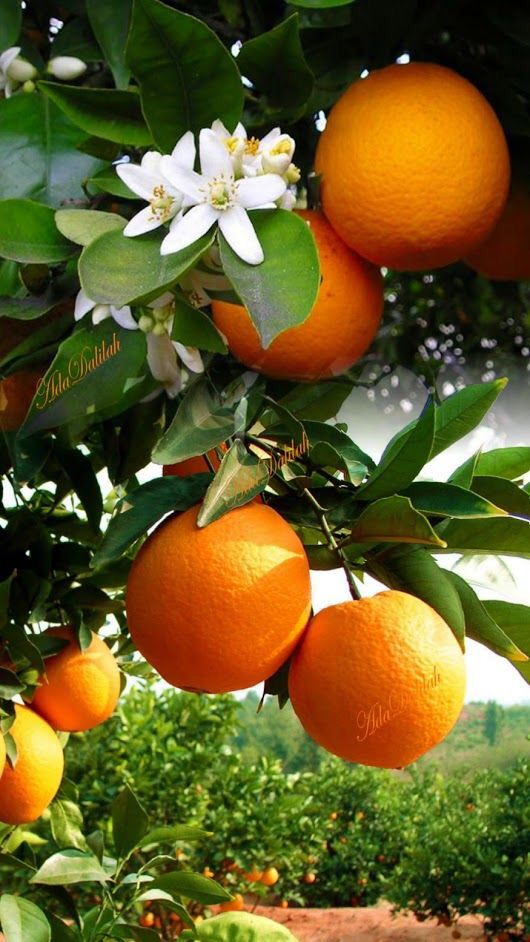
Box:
[262,135,296,175]
[285,163,301,185]
[6,56,37,82]
[22,80,36,93]
[47,56,87,81]
[139,314,155,333]
[152,321,169,337]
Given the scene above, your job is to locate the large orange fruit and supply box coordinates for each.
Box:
[163,447,224,477]
[289,591,465,768]
[465,176,530,280]
[30,627,121,732]
[126,503,311,693]
[0,734,5,779]
[0,704,64,824]
[315,62,510,271]
[211,210,383,381]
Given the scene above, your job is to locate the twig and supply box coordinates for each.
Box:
[302,488,361,601]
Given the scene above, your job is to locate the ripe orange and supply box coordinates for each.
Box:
[126,503,311,693]
[211,210,383,382]
[465,175,530,280]
[163,448,223,477]
[315,62,510,271]
[261,867,280,887]
[243,866,263,883]
[0,734,5,779]
[0,704,64,824]
[30,627,121,732]
[0,368,44,432]
[289,591,465,768]
[219,893,245,913]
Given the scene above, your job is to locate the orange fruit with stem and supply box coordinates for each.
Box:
[315,62,510,271]
[126,502,311,693]
[0,704,64,824]
[211,210,383,382]
[289,591,465,768]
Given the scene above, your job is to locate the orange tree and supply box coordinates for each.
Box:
[0,0,530,939]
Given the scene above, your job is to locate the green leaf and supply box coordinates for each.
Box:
[369,547,465,645]
[39,83,152,147]
[0,288,69,322]
[277,379,354,422]
[238,14,313,108]
[50,800,88,852]
[30,850,111,886]
[429,379,507,460]
[304,420,374,480]
[346,495,447,548]
[88,167,137,200]
[139,824,211,847]
[92,475,209,568]
[0,95,104,208]
[0,895,50,942]
[54,446,103,532]
[474,446,530,480]
[482,600,530,684]
[152,377,236,465]
[20,321,148,438]
[288,0,354,6]
[471,475,530,519]
[197,440,269,527]
[0,575,13,631]
[402,481,506,519]
[219,210,320,349]
[154,871,232,905]
[356,401,435,501]
[0,0,22,46]
[449,451,480,489]
[112,784,149,858]
[171,297,227,353]
[108,926,159,942]
[86,0,132,88]
[0,669,25,699]
[437,516,530,557]
[55,209,126,247]
[79,228,213,308]
[0,200,75,264]
[126,0,244,152]
[445,572,528,662]
[192,911,299,941]
[48,913,81,942]
[50,16,101,60]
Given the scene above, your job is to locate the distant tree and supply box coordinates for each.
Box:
[484,700,504,746]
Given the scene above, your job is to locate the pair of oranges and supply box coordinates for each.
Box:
[0,628,120,825]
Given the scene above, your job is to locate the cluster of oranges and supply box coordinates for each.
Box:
[214,61,528,383]
[0,627,120,825]
[126,500,466,770]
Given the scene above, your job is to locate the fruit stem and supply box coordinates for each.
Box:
[302,487,361,600]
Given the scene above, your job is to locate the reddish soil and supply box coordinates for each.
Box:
[251,903,486,942]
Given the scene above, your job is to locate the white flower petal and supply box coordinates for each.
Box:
[116,163,159,201]
[123,205,164,237]
[146,332,181,385]
[211,119,230,138]
[259,127,281,149]
[174,342,204,373]
[74,288,94,321]
[234,122,247,139]
[160,203,217,255]
[237,174,286,208]
[140,151,163,175]
[111,305,137,330]
[92,304,112,325]
[199,129,233,179]
[218,205,264,265]
[0,47,21,73]
[160,157,203,202]
[171,130,196,169]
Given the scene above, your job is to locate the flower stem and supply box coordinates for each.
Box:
[302,487,361,601]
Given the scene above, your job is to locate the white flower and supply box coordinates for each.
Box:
[211,118,248,176]
[74,289,137,330]
[259,128,296,176]
[47,56,87,80]
[115,141,191,236]
[144,295,204,397]
[160,129,287,265]
[0,47,37,97]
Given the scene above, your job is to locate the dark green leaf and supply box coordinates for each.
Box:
[0,576,13,631]
[304,420,374,480]
[429,379,507,460]
[0,0,22,46]
[30,850,111,886]
[0,669,25,699]
[50,16,101,60]
[48,912,81,942]
[126,0,244,151]
[87,0,132,88]
[219,210,320,348]
[445,571,528,662]
[109,926,159,942]
[277,379,354,422]
[154,871,232,905]
[449,451,480,489]
[152,376,236,465]
[347,495,446,548]
[92,475,209,569]
[289,0,354,6]
[50,800,88,852]
[55,209,126,247]
[0,895,50,942]
[238,14,313,108]
[39,83,152,147]
[197,440,269,527]
[356,401,435,501]
[138,824,211,847]
[0,200,75,265]
[402,481,506,519]
[171,297,227,353]
[471,475,530,519]
[54,446,103,532]
[474,446,530,480]
[112,784,149,858]
[79,228,213,308]
[88,167,137,200]
[437,516,530,557]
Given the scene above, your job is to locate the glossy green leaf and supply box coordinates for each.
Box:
[0,1,22,46]
[238,15,313,108]
[54,445,103,532]
[112,784,149,858]
[356,401,435,501]
[87,0,132,88]
[347,495,446,548]
[197,440,269,527]
[139,824,211,848]
[50,16,101,60]
[277,379,354,422]
[55,209,126,247]
[154,871,232,905]
[171,297,227,353]
[219,210,320,348]
[192,911,299,941]
[0,201,75,265]
[369,547,465,645]
[126,0,244,151]
[39,83,152,147]
[79,229,214,308]
[0,895,50,942]
[474,446,530,480]
[30,850,111,886]
[449,451,480,489]
[471,475,530,519]
[402,481,506,518]
[0,288,69,322]
[92,475,209,569]
[483,600,530,684]
[429,379,507,460]
[88,167,138,200]
[437,516,530,557]
[0,95,104,208]
[445,572,528,662]
[152,377,237,465]
[304,420,374,477]
[20,321,148,437]
[50,799,88,852]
